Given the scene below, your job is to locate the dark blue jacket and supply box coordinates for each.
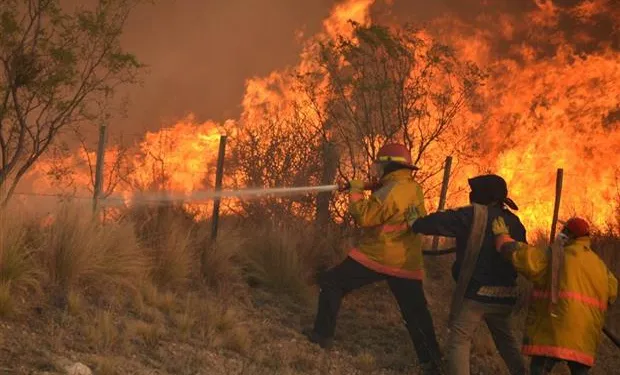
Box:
[412,205,527,304]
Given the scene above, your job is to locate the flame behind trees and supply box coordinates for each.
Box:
[0,0,143,207]
[230,22,484,223]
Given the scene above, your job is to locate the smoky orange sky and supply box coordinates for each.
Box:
[18,0,620,233]
[115,0,337,134]
[110,0,617,137]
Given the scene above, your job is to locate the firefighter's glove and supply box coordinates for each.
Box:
[406,206,420,226]
[347,179,365,192]
[553,232,569,248]
[492,217,514,252]
[491,217,510,236]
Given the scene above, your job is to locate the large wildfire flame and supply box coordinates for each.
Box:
[25,0,619,235]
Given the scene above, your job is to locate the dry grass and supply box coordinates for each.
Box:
[85,310,121,352]
[354,351,377,373]
[128,319,165,348]
[146,219,195,289]
[172,296,196,338]
[43,206,148,306]
[241,222,312,303]
[90,356,124,375]
[1,202,618,374]
[130,205,199,289]
[239,220,349,305]
[200,227,245,295]
[0,212,43,316]
[591,229,620,341]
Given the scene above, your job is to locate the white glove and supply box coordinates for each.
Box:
[554,232,569,246]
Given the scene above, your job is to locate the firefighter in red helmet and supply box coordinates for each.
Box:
[303,143,443,375]
[493,216,618,374]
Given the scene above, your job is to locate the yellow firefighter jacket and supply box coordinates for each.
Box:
[347,169,426,280]
[506,237,618,366]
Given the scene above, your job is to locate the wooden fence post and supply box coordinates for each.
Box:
[549,168,564,243]
[546,167,619,348]
[93,124,107,214]
[210,135,227,241]
[431,156,453,251]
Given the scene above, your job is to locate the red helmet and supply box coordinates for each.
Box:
[560,217,590,237]
[375,143,418,170]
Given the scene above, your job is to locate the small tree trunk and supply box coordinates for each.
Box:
[316,134,338,229]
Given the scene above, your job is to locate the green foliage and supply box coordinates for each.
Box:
[0,0,145,207]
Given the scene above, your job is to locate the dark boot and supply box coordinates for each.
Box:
[302,328,333,349]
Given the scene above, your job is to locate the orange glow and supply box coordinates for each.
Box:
[26,0,619,236]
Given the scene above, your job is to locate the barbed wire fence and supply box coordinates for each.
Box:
[7,127,620,349]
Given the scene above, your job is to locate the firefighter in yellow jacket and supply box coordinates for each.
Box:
[303,143,443,375]
[492,216,618,375]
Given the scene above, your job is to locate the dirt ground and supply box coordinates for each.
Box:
[1,268,618,375]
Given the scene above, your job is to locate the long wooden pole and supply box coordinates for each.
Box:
[549,168,564,243]
[546,168,619,349]
[210,135,227,241]
[93,124,107,214]
[549,168,564,310]
[431,156,453,251]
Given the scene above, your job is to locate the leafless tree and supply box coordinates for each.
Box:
[228,109,323,222]
[0,0,144,207]
[319,21,485,187]
[118,130,172,193]
[75,129,132,198]
[230,21,484,223]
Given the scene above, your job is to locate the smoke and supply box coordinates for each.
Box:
[113,0,338,136]
[68,0,618,137]
[373,0,619,59]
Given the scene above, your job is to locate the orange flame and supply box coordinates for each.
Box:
[26,0,619,236]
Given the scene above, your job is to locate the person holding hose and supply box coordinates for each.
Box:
[492,216,618,374]
[303,143,443,375]
[410,174,527,375]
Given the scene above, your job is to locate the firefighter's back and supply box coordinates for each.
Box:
[523,237,612,366]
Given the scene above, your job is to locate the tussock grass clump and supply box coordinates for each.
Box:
[85,310,122,352]
[200,227,245,294]
[43,205,148,306]
[171,296,250,353]
[239,219,353,303]
[172,296,197,338]
[240,222,312,303]
[128,319,164,348]
[130,204,200,289]
[354,351,377,373]
[0,211,43,316]
[147,218,195,289]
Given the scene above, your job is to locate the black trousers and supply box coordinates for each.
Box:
[530,356,590,375]
[312,257,442,366]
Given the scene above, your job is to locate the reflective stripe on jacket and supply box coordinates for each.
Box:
[507,237,618,366]
[347,169,426,279]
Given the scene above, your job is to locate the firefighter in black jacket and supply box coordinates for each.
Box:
[411,174,527,375]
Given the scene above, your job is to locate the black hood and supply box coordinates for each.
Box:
[468,174,518,210]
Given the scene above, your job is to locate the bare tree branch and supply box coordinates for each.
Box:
[0,0,144,206]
